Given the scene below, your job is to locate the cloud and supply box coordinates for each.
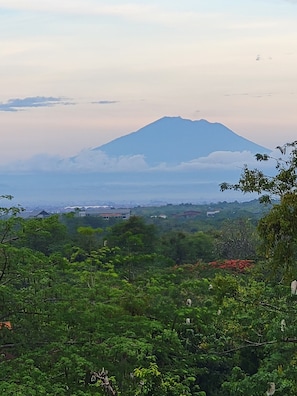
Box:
[0,96,70,112]
[92,100,119,105]
[163,151,261,172]
[65,149,149,172]
[1,150,149,173]
[1,149,276,174]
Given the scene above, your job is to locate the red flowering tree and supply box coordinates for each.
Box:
[209,259,254,273]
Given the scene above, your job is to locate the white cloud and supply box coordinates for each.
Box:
[166,151,261,171]
[0,149,276,174]
[0,150,149,173]
[68,149,149,172]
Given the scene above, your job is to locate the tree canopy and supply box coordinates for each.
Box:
[220,141,297,203]
[221,141,297,280]
[1,194,297,394]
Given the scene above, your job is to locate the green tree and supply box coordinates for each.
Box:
[5,193,297,395]
[76,226,103,252]
[160,231,214,264]
[107,216,157,255]
[0,195,23,243]
[18,215,68,255]
[215,218,259,260]
[220,142,297,279]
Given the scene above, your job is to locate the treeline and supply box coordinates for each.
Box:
[0,196,297,395]
[15,206,261,264]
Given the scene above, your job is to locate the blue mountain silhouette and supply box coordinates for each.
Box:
[94,116,269,165]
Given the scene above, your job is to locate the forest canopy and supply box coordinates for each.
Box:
[1,165,297,396]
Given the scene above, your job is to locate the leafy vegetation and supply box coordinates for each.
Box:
[221,141,297,280]
[1,155,297,396]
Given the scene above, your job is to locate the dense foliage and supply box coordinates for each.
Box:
[1,191,297,395]
[221,141,297,280]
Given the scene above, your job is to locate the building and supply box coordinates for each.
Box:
[76,207,131,220]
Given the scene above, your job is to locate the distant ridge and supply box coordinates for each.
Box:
[94,116,269,166]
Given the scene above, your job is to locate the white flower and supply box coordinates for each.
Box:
[291,280,297,295]
[266,382,275,395]
[186,298,192,307]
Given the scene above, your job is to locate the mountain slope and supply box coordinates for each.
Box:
[94,116,269,166]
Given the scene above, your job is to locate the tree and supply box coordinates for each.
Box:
[215,218,258,260]
[18,215,68,255]
[220,142,297,279]
[107,216,158,255]
[160,231,214,264]
[0,195,23,243]
[77,226,103,252]
[220,141,297,204]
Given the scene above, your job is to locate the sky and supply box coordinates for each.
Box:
[1,0,297,167]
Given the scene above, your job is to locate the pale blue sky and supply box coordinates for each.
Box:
[1,0,297,165]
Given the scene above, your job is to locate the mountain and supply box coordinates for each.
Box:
[1,117,272,206]
[94,116,269,166]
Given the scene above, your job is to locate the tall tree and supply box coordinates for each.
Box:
[215,218,258,260]
[18,215,68,255]
[107,216,157,254]
[220,142,297,279]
